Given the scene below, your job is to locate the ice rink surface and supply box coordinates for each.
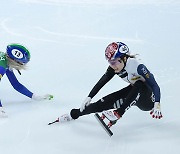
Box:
[0,0,180,154]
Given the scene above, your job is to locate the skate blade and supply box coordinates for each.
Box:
[94,113,113,137]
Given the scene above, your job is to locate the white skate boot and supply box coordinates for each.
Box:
[48,113,73,125]
[102,110,120,121]
[59,113,73,122]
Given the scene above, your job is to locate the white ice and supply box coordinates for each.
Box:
[0,0,180,154]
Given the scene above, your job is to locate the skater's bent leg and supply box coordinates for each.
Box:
[116,80,144,116]
[70,85,133,120]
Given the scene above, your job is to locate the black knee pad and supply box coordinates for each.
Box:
[70,109,81,120]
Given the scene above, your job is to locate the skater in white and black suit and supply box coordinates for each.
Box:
[56,42,162,124]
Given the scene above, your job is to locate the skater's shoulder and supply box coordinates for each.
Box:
[127,56,142,65]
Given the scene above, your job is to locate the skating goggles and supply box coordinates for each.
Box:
[7,55,25,65]
[108,59,122,66]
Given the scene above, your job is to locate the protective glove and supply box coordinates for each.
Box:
[80,97,91,112]
[32,94,53,101]
[150,102,163,119]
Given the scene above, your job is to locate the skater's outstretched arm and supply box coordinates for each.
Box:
[80,66,115,112]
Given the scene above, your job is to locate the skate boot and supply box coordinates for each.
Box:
[59,113,73,122]
[102,110,120,128]
[48,113,73,125]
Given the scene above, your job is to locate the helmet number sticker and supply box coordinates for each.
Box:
[12,49,23,59]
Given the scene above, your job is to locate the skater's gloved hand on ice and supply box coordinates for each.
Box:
[80,97,91,112]
[31,94,53,101]
[150,102,163,119]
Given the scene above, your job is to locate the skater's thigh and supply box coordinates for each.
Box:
[100,85,132,109]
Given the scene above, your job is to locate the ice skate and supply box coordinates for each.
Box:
[102,110,120,128]
[102,110,120,121]
[59,113,73,123]
[95,110,121,136]
[48,113,73,125]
